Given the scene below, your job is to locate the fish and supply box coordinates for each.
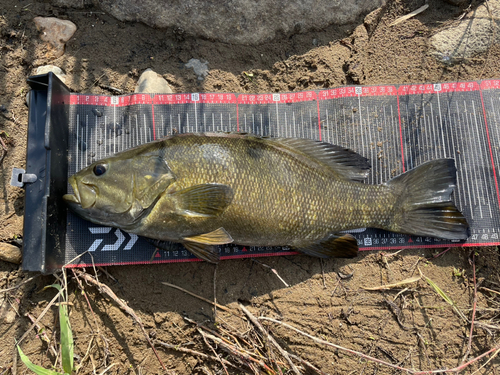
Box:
[63,132,470,263]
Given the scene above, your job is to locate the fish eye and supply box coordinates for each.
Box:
[93,164,107,176]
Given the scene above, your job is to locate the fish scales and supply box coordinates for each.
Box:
[143,135,389,244]
[64,133,470,262]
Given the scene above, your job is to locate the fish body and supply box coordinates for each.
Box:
[64,133,470,262]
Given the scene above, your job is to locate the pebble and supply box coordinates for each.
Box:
[185,59,209,81]
[35,65,66,83]
[134,69,173,94]
[33,17,77,59]
[430,0,500,63]
[1,297,17,324]
[0,242,22,265]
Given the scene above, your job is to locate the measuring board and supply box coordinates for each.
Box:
[60,80,500,268]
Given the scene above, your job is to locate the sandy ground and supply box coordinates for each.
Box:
[1,0,500,373]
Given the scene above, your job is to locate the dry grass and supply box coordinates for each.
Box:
[4,248,500,374]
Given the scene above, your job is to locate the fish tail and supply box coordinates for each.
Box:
[386,159,470,240]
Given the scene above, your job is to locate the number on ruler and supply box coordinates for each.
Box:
[433,84,441,92]
[111,96,119,105]
[191,93,200,101]
[355,87,362,95]
[273,94,280,102]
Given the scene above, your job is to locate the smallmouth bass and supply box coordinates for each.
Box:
[63,133,470,262]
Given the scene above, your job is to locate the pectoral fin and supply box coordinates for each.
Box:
[183,242,220,263]
[183,227,233,245]
[175,184,234,217]
[295,233,358,258]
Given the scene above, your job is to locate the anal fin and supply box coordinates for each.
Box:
[296,233,358,258]
[183,242,220,263]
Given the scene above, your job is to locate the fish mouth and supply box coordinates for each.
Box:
[63,176,97,209]
[63,176,81,205]
[63,193,80,204]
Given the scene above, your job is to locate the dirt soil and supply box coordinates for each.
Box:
[1,0,500,374]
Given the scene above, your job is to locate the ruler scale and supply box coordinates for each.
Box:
[64,81,500,267]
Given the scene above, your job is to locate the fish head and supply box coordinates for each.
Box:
[63,153,175,228]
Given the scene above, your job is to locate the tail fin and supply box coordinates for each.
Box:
[386,159,470,240]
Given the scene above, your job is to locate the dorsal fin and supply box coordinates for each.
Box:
[167,132,371,181]
[273,138,371,181]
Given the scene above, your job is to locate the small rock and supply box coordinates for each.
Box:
[185,59,209,81]
[2,309,16,324]
[430,0,500,63]
[0,297,17,324]
[35,65,66,83]
[0,105,6,112]
[0,243,22,265]
[33,17,77,59]
[134,69,173,93]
